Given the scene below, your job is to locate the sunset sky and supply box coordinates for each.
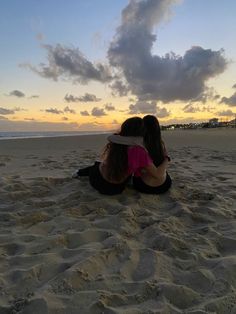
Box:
[0,0,236,131]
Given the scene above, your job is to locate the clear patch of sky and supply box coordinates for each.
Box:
[0,0,128,64]
[154,0,236,58]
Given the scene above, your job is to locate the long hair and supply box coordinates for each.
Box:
[143,115,165,167]
[103,117,143,182]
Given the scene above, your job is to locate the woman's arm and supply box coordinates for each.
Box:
[107,134,144,147]
[143,157,169,179]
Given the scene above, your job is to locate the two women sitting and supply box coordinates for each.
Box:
[73,115,172,195]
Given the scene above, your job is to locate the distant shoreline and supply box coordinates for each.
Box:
[0,130,110,141]
[0,126,235,141]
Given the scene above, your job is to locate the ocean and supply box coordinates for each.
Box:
[0,131,110,140]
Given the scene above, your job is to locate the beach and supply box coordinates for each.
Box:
[0,128,236,313]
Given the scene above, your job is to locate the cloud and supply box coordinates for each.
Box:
[217,109,235,117]
[183,103,215,113]
[232,84,236,89]
[9,90,25,98]
[221,92,236,106]
[80,110,90,116]
[62,117,68,121]
[64,93,101,103]
[91,107,107,117]
[29,95,39,99]
[110,79,130,97]
[108,0,227,102]
[156,106,171,118]
[0,107,15,115]
[77,122,106,131]
[64,106,76,114]
[24,118,35,121]
[105,103,115,111]
[129,100,157,114]
[164,117,207,124]
[45,108,63,114]
[128,100,170,117]
[21,44,112,84]
[0,115,8,120]
[183,104,200,113]
[78,93,101,102]
[190,88,220,104]
[0,119,79,132]
[64,94,80,103]
[14,107,27,112]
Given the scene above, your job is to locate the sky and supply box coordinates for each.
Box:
[0,0,236,132]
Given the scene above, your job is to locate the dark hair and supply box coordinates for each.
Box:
[103,117,143,182]
[143,115,165,167]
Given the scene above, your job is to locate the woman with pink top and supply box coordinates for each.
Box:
[132,115,172,194]
[73,116,171,195]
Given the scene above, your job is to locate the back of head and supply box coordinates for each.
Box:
[103,117,143,182]
[119,117,143,136]
[143,115,164,166]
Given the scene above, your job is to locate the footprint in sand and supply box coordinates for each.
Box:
[65,229,111,249]
[0,242,25,256]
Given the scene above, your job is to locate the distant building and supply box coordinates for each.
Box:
[229,118,236,127]
[209,118,219,126]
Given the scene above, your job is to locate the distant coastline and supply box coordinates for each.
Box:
[162,118,236,130]
[1,120,236,140]
[0,130,110,140]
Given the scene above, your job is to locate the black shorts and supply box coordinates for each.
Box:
[133,172,172,194]
[89,162,128,195]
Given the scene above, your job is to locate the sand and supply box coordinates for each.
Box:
[0,128,235,314]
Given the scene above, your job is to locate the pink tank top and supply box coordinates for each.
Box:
[127,146,153,176]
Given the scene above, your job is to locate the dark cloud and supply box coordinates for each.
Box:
[21,44,112,84]
[217,109,235,116]
[0,115,8,120]
[64,93,101,103]
[183,104,201,113]
[108,0,227,102]
[64,94,80,103]
[78,93,101,102]
[24,118,35,121]
[156,106,171,118]
[221,92,236,106]
[91,107,107,117]
[29,95,39,99]
[110,79,129,97]
[129,100,170,117]
[64,106,76,114]
[232,84,236,89]
[0,107,15,115]
[190,88,220,103]
[129,101,157,114]
[9,90,25,98]
[45,108,63,114]
[183,103,215,113]
[80,110,90,116]
[62,117,68,121]
[105,103,115,111]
